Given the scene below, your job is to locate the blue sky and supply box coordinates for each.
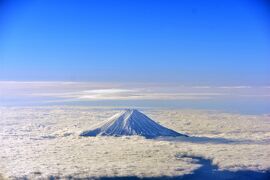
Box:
[0,0,269,85]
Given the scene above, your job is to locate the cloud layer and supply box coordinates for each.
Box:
[0,107,270,179]
[1,81,269,103]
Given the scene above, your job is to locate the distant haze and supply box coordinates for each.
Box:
[0,81,269,114]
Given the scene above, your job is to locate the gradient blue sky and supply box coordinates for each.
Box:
[0,0,269,85]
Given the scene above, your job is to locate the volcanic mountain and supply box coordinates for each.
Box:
[80,109,187,138]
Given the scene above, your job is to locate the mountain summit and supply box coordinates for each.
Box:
[80,109,187,138]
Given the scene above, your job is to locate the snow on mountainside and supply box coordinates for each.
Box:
[80,109,187,138]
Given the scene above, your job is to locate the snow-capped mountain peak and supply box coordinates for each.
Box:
[80,109,187,138]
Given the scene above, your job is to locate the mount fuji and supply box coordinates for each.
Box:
[80,109,187,138]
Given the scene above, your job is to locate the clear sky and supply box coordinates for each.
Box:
[0,0,269,85]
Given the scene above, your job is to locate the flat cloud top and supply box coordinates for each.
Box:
[0,106,270,179]
[1,81,269,103]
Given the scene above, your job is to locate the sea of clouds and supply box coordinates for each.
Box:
[0,106,270,179]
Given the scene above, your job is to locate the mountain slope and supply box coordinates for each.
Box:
[80,109,187,138]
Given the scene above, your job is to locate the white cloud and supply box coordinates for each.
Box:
[0,107,270,179]
[0,81,269,105]
[34,89,225,100]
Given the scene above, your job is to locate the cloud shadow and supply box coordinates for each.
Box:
[155,136,256,145]
[27,155,270,180]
